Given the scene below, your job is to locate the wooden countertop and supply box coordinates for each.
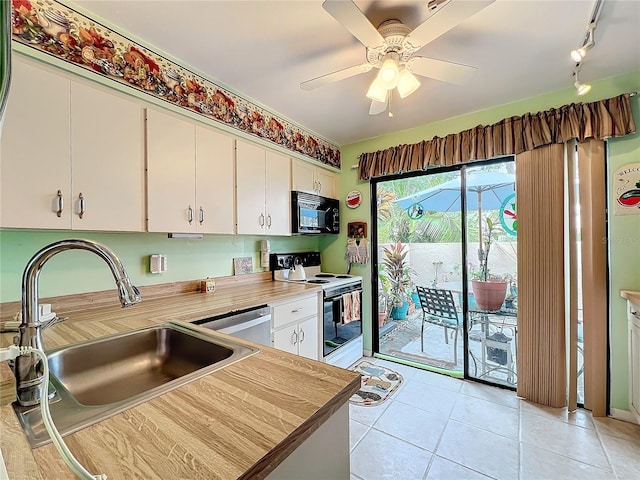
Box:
[620,289,640,308]
[0,279,361,479]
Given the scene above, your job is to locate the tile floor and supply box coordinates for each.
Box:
[349,357,640,480]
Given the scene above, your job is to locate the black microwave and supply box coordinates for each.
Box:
[291,191,340,235]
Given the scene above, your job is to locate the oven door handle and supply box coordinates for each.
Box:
[324,288,363,302]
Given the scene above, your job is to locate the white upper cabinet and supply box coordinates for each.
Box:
[236,140,290,235]
[146,108,196,233]
[1,57,71,229]
[1,56,144,231]
[195,125,235,234]
[292,158,338,199]
[70,81,144,232]
[146,109,235,234]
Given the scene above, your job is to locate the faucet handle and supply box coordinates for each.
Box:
[117,278,142,307]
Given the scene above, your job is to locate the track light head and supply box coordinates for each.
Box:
[573,69,591,96]
[575,81,592,96]
[570,22,596,62]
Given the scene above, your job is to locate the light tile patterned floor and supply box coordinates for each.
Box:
[349,357,640,480]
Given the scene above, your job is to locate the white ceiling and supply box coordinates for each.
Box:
[74,0,640,147]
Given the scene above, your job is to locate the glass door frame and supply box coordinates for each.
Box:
[369,157,515,389]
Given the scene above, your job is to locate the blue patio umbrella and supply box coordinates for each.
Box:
[394,171,516,265]
[394,172,515,213]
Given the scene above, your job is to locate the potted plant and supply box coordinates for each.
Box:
[471,215,508,311]
[381,241,415,320]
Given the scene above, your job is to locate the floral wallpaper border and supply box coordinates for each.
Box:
[10,0,341,168]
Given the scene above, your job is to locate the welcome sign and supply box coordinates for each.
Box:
[614,162,640,216]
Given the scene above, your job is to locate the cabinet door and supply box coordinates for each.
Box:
[1,57,71,228]
[292,158,316,194]
[146,109,196,232]
[272,326,299,355]
[236,140,266,234]
[265,150,290,235]
[297,316,319,360]
[316,168,337,199]
[71,81,144,231]
[195,125,235,234]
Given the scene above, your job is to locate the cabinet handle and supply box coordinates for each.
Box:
[266,214,272,228]
[313,180,318,192]
[199,207,205,225]
[299,328,305,343]
[317,181,322,193]
[56,190,64,217]
[291,330,298,345]
[291,308,302,313]
[78,193,85,219]
[259,213,265,226]
[187,206,194,224]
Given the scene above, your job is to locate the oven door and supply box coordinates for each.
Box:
[323,289,362,357]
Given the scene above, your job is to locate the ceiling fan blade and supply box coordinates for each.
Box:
[404,0,495,50]
[408,57,476,85]
[369,95,388,115]
[322,0,385,48]
[301,63,373,91]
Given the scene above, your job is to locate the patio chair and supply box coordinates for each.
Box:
[416,286,462,365]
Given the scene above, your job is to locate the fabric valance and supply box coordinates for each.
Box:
[358,93,636,180]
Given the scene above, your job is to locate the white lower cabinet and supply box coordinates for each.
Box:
[271,294,320,360]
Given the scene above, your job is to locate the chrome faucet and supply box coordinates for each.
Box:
[14,239,142,407]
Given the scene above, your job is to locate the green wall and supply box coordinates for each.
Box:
[323,71,640,413]
[0,230,319,302]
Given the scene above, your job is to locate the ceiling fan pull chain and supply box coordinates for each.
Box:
[388,90,393,118]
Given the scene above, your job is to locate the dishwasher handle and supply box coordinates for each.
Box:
[216,313,271,335]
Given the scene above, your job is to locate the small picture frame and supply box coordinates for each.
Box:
[347,221,367,239]
[233,256,253,275]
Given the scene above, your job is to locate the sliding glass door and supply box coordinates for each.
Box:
[373,159,517,387]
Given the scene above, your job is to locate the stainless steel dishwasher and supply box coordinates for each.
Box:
[194,305,271,346]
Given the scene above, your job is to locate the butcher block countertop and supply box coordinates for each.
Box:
[0,275,361,479]
[620,289,640,308]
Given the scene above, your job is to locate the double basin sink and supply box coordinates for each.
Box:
[14,322,258,447]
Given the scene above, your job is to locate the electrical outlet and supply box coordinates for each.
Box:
[150,254,167,274]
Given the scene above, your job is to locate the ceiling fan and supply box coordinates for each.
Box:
[301,0,495,115]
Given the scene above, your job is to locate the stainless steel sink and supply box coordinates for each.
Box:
[13,322,259,447]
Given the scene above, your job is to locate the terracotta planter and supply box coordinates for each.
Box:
[378,311,387,327]
[471,279,508,311]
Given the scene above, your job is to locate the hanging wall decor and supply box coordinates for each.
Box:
[10,0,340,168]
[346,190,362,209]
[614,162,640,215]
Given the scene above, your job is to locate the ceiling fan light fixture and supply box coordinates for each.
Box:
[378,52,400,89]
[397,67,421,98]
[366,77,388,102]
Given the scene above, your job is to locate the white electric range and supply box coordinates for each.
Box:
[270,252,363,368]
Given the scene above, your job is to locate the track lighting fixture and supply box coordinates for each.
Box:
[574,68,591,96]
[570,22,596,62]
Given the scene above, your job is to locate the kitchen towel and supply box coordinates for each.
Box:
[342,291,360,324]
[351,290,361,322]
[342,293,353,324]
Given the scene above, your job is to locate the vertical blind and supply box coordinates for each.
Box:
[516,144,567,407]
[577,140,608,416]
